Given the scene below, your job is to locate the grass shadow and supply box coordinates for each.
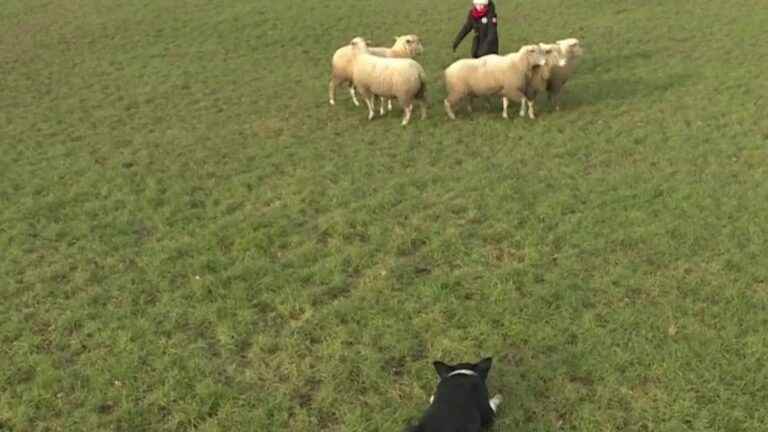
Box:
[578,48,657,75]
[542,70,696,113]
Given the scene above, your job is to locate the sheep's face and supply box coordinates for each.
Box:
[394,34,424,57]
[539,43,567,67]
[557,38,584,58]
[521,45,547,68]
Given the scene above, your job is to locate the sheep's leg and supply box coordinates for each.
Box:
[444,99,457,120]
[379,96,386,116]
[519,99,527,117]
[350,86,361,107]
[364,96,376,120]
[467,96,474,113]
[445,93,463,120]
[527,100,536,119]
[549,90,561,111]
[402,104,413,126]
[502,97,510,119]
[419,100,427,120]
[329,78,338,106]
[387,99,393,112]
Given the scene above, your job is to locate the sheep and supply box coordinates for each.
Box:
[349,37,427,126]
[443,45,547,120]
[368,34,424,115]
[519,44,568,119]
[328,35,423,109]
[545,38,584,111]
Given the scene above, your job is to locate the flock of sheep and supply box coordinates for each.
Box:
[328,35,584,126]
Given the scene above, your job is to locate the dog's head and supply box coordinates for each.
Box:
[433,357,493,381]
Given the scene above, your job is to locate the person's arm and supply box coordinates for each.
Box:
[452,12,473,51]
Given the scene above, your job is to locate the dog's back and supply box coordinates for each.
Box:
[408,358,499,432]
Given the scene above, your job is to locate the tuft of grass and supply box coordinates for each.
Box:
[2,0,767,430]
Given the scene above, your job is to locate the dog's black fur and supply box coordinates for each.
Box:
[407,357,498,432]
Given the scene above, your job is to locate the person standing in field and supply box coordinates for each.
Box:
[452,0,499,58]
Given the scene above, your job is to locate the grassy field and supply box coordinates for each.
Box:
[2,0,768,430]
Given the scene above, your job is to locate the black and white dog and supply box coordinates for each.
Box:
[407,357,502,432]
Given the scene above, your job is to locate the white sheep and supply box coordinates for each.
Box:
[519,44,568,119]
[443,45,547,120]
[328,35,423,109]
[349,37,427,126]
[545,38,584,111]
[368,35,424,115]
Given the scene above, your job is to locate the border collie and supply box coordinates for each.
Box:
[407,357,502,432]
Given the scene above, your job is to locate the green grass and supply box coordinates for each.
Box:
[2,0,768,430]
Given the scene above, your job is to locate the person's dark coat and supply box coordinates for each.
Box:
[452,1,499,58]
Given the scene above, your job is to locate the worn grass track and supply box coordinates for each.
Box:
[1,0,767,430]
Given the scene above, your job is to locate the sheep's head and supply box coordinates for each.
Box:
[533,44,566,80]
[393,34,424,57]
[539,43,568,67]
[556,38,584,58]
[520,44,547,68]
[349,37,369,52]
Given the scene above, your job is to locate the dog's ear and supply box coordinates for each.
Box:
[475,357,493,378]
[433,361,453,379]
